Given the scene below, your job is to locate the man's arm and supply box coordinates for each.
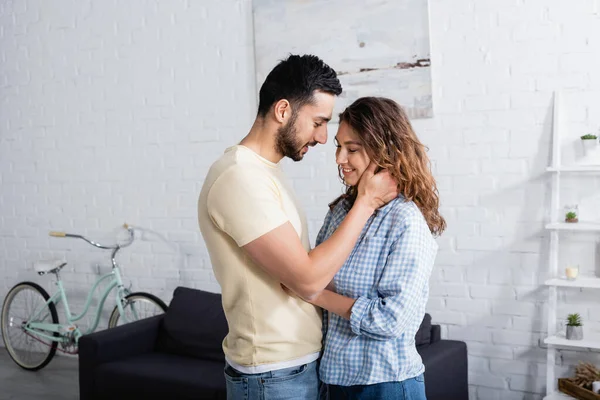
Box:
[244,203,371,299]
[242,163,398,299]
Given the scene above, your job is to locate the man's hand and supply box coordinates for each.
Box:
[356,162,399,210]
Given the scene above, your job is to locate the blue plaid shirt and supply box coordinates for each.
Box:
[316,195,438,386]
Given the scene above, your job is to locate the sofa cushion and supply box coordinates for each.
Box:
[155,287,228,362]
[94,352,226,400]
[415,313,432,346]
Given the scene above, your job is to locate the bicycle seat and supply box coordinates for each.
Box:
[34,260,67,275]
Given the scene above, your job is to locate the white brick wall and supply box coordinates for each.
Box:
[2,0,600,398]
[0,0,256,332]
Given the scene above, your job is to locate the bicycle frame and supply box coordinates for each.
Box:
[23,225,138,345]
[24,266,130,344]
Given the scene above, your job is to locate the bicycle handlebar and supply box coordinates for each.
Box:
[48,223,135,250]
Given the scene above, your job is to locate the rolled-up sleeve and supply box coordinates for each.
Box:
[349,216,434,340]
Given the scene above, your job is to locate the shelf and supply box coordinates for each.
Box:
[543,392,574,400]
[547,165,600,172]
[545,222,600,231]
[545,276,600,289]
[544,331,600,350]
[544,92,594,400]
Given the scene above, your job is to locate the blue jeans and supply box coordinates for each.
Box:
[327,375,426,400]
[224,361,320,400]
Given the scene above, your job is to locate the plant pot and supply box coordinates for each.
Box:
[565,217,579,223]
[566,325,583,340]
[582,139,599,157]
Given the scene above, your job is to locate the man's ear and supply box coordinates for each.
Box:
[273,99,291,124]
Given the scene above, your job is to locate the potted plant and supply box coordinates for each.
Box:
[581,134,599,157]
[565,211,579,223]
[566,313,583,340]
[564,204,579,223]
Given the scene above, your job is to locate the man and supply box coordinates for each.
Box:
[198,54,398,399]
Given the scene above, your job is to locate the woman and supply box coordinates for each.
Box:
[312,97,445,399]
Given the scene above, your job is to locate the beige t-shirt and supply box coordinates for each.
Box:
[197,145,322,372]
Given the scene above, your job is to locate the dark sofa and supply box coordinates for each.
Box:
[79,287,468,400]
[416,313,469,400]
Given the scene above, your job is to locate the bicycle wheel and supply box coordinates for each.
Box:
[108,292,167,328]
[1,282,59,370]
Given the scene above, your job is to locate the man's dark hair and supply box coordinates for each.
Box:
[257,54,342,117]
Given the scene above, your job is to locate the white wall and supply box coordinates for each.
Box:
[2,0,600,398]
[0,0,256,335]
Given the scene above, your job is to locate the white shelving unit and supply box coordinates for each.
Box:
[545,332,600,349]
[547,166,600,173]
[544,393,575,400]
[543,91,600,400]
[545,277,600,289]
[545,222,600,231]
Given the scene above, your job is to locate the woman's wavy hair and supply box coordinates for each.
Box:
[331,97,446,236]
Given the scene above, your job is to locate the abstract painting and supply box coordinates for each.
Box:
[253,0,433,119]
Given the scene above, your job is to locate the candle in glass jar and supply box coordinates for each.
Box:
[565,266,579,280]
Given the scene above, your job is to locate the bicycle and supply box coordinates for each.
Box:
[1,223,168,370]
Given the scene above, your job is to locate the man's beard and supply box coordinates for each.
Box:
[275,111,305,162]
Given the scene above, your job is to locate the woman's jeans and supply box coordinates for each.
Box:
[327,375,426,400]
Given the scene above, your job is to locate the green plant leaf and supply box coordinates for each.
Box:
[567,313,582,326]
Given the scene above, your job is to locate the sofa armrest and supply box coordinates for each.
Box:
[78,315,163,400]
[431,324,441,343]
[79,314,162,363]
[419,340,468,400]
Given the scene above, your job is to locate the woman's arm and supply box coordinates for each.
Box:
[351,216,436,340]
[310,290,356,320]
[312,214,436,340]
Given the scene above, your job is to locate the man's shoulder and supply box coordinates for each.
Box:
[205,147,270,186]
[209,146,254,171]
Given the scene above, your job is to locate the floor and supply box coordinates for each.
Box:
[0,349,78,400]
